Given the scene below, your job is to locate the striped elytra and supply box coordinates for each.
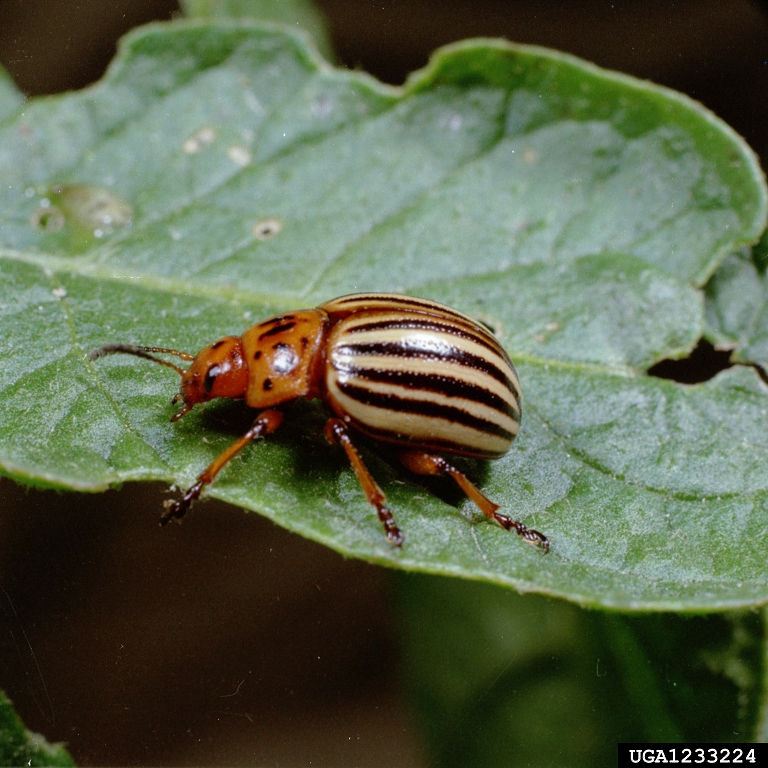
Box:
[89,293,547,551]
[321,296,521,460]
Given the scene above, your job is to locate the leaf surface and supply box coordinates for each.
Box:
[0,23,766,609]
[705,242,768,370]
[179,0,334,59]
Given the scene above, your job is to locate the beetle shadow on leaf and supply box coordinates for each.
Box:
[358,440,493,516]
[192,398,257,436]
[196,398,327,447]
[198,397,344,475]
[190,399,492,515]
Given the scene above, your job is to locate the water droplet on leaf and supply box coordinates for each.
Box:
[183,127,216,154]
[227,146,251,167]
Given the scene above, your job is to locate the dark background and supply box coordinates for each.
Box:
[0,1,767,765]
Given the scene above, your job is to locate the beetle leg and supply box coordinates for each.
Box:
[324,418,404,546]
[161,408,285,525]
[397,450,549,552]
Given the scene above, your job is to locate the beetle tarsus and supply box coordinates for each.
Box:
[379,509,404,547]
[161,480,204,525]
[494,513,550,552]
[529,530,550,553]
[160,410,285,528]
[397,449,550,553]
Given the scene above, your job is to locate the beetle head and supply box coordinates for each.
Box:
[173,336,248,421]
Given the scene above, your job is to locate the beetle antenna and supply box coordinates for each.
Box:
[88,343,194,376]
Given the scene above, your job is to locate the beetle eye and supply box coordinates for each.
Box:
[203,364,220,394]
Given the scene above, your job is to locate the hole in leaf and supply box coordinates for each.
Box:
[647,339,732,384]
[252,218,283,241]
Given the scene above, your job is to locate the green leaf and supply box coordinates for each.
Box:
[426,252,703,370]
[755,226,768,273]
[0,66,24,122]
[0,689,75,767]
[0,22,766,610]
[180,0,334,60]
[397,575,768,767]
[705,245,768,369]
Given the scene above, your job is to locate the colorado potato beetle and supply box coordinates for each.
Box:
[89,293,548,551]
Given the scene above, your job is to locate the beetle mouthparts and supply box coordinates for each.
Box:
[171,401,193,422]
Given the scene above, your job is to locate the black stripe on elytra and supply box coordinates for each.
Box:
[345,419,506,459]
[335,341,519,400]
[337,382,516,442]
[346,316,499,354]
[337,294,473,321]
[258,321,297,340]
[346,366,520,421]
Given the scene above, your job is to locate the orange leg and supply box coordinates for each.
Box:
[161,408,284,525]
[324,418,404,546]
[398,450,549,552]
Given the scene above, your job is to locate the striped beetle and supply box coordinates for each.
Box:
[89,293,548,551]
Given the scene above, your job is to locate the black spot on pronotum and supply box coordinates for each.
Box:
[258,322,297,340]
[254,350,262,360]
[263,378,273,391]
[300,336,309,349]
[647,339,732,384]
[211,340,225,350]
